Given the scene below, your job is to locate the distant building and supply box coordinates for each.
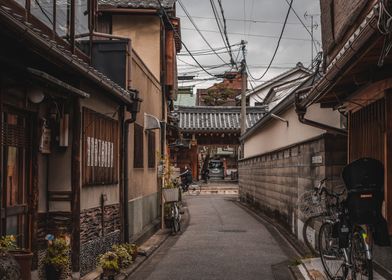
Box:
[174,86,196,107]
[237,62,311,107]
[197,72,245,106]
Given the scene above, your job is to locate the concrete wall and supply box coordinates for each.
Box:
[112,15,161,81]
[244,104,341,158]
[239,134,347,239]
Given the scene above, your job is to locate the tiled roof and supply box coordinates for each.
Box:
[0,3,135,104]
[98,0,176,9]
[176,106,266,132]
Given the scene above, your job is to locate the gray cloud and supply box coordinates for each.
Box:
[177,0,321,88]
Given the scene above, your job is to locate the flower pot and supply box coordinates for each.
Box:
[102,269,117,280]
[0,251,21,280]
[131,251,138,261]
[45,264,62,280]
[8,250,33,280]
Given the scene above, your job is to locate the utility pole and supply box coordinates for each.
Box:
[240,40,247,137]
[304,12,319,63]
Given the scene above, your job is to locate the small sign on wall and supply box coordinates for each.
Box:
[312,155,323,164]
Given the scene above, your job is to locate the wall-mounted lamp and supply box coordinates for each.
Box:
[127,90,142,121]
[28,87,45,104]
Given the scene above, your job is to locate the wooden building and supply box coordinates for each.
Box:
[97,0,181,255]
[173,106,266,179]
[297,0,392,270]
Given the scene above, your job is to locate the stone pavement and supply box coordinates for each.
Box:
[129,194,296,280]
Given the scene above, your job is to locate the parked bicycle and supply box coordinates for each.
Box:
[163,187,181,234]
[298,158,390,280]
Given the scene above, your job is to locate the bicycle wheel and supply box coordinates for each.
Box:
[303,214,324,256]
[319,222,348,280]
[351,230,373,280]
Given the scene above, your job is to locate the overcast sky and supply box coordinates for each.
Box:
[176,0,321,89]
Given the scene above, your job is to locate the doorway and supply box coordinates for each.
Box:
[1,106,32,249]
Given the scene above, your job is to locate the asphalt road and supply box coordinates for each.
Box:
[131,195,293,280]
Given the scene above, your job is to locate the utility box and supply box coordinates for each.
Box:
[80,40,129,89]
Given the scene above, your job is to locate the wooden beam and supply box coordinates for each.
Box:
[30,111,39,268]
[71,98,81,272]
[385,91,392,234]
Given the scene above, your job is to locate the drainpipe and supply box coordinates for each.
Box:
[295,105,347,136]
[123,117,134,243]
[122,93,142,243]
[159,13,167,229]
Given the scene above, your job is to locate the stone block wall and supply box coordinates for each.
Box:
[80,203,121,276]
[239,134,347,237]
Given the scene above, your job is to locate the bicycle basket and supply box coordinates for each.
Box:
[163,188,179,202]
[297,190,327,219]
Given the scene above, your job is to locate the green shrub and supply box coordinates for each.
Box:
[0,236,17,252]
[111,245,132,269]
[44,237,70,270]
[98,251,119,272]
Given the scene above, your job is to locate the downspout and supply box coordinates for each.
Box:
[123,117,135,243]
[295,92,347,136]
[159,12,167,229]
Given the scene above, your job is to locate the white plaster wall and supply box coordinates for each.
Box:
[244,104,341,158]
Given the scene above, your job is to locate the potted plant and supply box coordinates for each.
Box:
[0,235,32,280]
[111,245,132,269]
[0,235,21,280]
[43,235,70,280]
[98,251,119,280]
[118,243,138,261]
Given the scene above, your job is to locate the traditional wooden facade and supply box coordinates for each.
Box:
[97,0,181,250]
[0,0,144,278]
[297,0,392,270]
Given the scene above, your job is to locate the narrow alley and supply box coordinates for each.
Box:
[131,193,295,280]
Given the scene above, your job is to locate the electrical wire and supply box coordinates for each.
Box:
[156,0,217,77]
[209,0,232,63]
[181,27,314,42]
[283,0,318,52]
[177,0,229,65]
[216,0,235,66]
[247,0,293,81]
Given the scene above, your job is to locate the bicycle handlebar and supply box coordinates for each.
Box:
[314,178,346,199]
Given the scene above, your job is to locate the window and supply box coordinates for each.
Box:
[134,123,144,168]
[83,108,119,185]
[148,131,156,168]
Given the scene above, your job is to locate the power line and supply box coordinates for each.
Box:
[283,0,318,52]
[177,0,229,64]
[209,0,233,65]
[177,14,311,26]
[181,27,317,42]
[216,0,235,66]
[247,0,293,81]
[156,0,217,77]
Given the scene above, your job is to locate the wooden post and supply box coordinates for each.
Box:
[30,112,39,268]
[71,98,81,273]
[384,92,392,234]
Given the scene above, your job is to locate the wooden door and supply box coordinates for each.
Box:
[0,106,32,249]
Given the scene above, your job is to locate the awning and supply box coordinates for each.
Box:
[27,68,90,98]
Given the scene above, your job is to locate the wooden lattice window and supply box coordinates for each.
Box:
[148,131,156,168]
[83,108,119,185]
[134,123,144,168]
